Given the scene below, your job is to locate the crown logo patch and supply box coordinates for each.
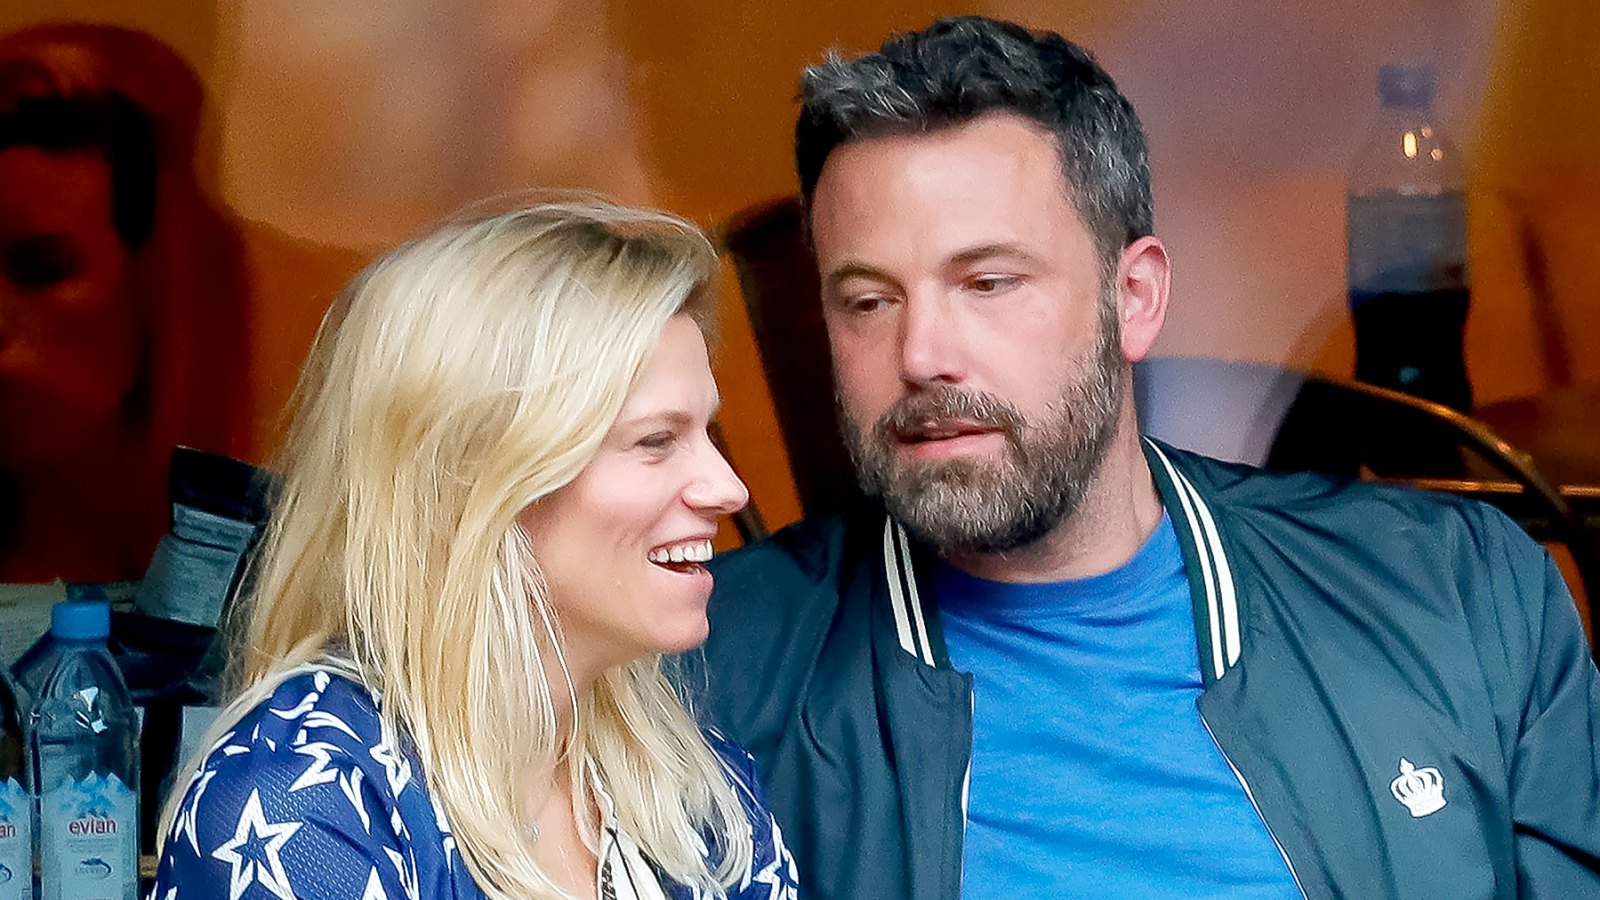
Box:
[1389,757,1446,818]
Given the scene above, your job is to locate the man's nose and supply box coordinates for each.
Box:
[898,292,965,386]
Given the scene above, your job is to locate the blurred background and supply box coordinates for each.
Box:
[4,0,1597,559]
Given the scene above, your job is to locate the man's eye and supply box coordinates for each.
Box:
[839,294,889,315]
[969,274,1020,294]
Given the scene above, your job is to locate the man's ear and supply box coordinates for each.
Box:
[1113,236,1171,363]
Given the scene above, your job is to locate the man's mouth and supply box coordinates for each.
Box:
[897,421,1002,444]
[647,539,713,573]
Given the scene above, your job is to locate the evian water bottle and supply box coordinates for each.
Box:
[0,664,28,899]
[30,602,137,900]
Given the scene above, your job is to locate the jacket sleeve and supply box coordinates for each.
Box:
[1506,548,1600,892]
[152,739,416,900]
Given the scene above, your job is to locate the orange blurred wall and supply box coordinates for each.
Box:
[6,0,1596,533]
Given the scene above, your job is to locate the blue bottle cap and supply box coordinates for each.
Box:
[1378,65,1435,110]
[51,600,111,641]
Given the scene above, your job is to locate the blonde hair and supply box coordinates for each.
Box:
[158,199,750,897]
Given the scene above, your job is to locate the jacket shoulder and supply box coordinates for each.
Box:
[1161,443,1560,648]
[688,514,863,750]
[1162,442,1536,547]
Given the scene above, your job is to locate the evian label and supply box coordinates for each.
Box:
[40,772,136,900]
[0,778,30,899]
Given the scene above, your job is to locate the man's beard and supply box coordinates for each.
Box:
[838,298,1126,556]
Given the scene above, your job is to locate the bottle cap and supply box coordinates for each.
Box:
[51,600,111,641]
[1379,65,1435,110]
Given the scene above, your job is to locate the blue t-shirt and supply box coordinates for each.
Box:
[938,514,1300,898]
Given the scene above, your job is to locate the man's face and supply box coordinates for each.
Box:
[810,113,1127,555]
[0,147,139,469]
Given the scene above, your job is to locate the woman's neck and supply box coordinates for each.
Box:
[527,734,600,898]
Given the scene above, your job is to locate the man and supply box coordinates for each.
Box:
[693,15,1600,900]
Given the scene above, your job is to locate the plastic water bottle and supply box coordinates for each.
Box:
[30,602,138,900]
[0,666,29,900]
[10,585,108,717]
[1346,64,1471,413]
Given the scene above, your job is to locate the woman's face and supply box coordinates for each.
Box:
[519,315,749,682]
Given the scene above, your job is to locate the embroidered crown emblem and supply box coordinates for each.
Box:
[1389,757,1446,818]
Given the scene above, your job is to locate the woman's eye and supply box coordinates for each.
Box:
[636,432,675,451]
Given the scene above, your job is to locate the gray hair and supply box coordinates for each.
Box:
[795,15,1153,266]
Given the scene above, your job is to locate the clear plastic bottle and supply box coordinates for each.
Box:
[30,602,138,900]
[0,665,30,900]
[1346,63,1471,412]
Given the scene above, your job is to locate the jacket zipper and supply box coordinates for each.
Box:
[1199,711,1309,899]
[957,686,973,900]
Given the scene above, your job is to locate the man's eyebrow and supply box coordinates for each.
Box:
[946,242,1042,268]
[822,261,895,294]
[822,244,1042,292]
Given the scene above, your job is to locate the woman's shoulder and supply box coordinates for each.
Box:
[182,668,412,799]
[155,668,480,899]
[212,667,382,748]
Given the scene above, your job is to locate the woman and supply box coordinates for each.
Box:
[153,200,797,899]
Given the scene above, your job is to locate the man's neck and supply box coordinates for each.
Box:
[941,418,1162,584]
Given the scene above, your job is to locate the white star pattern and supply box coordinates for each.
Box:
[172,769,217,855]
[303,710,361,741]
[339,768,371,834]
[384,845,420,900]
[210,789,303,900]
[429,793,458,870]
[269,676,326,721]
[361,867,389,900]
[749,817,799,900]
[288,741,344,793]
[369,718,412,798]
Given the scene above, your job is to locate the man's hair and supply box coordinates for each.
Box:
[796,15,1153,263]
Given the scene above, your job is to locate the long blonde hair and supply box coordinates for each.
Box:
[159,199,751,897]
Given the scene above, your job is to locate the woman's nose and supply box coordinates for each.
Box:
[685,432,750,517]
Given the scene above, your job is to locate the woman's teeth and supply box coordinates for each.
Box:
[648,540,713,565]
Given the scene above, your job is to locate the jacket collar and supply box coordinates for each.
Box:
[876,437,1246,686]
[1142,438,1244,686]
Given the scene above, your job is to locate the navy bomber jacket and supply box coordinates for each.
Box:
[688,439,1600,900]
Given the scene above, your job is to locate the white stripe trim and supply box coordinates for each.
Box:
[893,524,936,664]
[1149,444,1226,680]
[882,521,918,659]
[1171,468,1242,666]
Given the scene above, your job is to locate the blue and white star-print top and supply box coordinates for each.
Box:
[151,668,799,900]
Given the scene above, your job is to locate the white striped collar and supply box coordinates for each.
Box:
[877,440,1244,682]
[1145,440,1243,682]
[882,519,938,666]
